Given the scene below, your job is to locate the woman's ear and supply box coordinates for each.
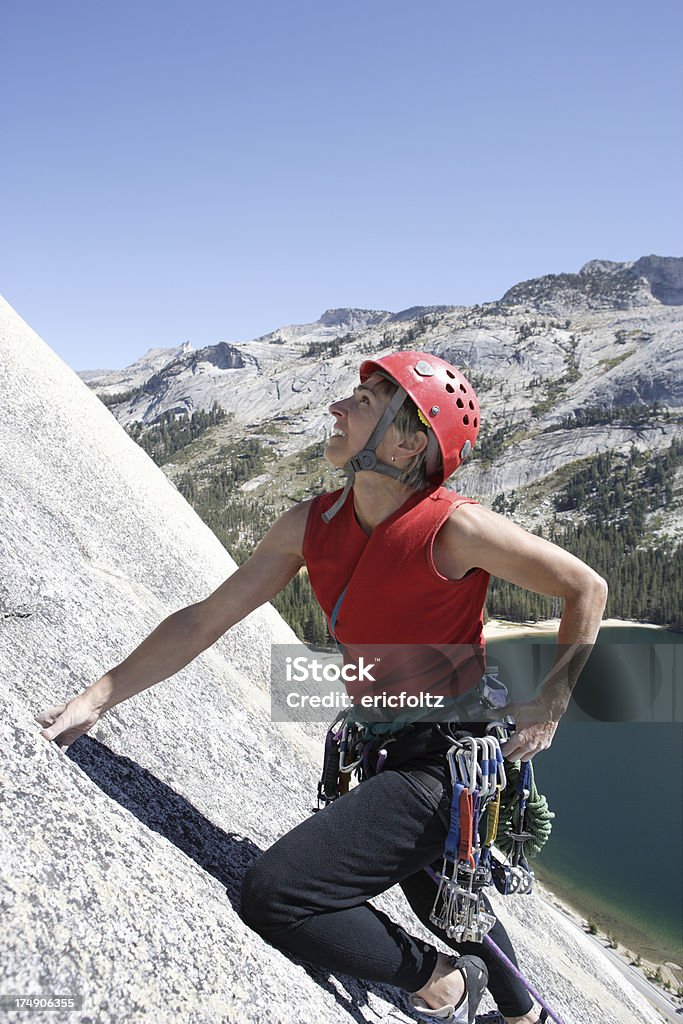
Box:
[397,429,429,459]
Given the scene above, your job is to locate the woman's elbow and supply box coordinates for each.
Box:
[564,568,608,606]
[581,570,609,609]
[595,572,609,602]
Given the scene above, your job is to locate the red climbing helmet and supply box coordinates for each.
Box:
[359,351,480,481]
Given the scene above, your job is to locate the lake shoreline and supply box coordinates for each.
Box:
[484,616,676,639]
[485,617,682,994]
[534,874,683,1003]
[533,860,682,964]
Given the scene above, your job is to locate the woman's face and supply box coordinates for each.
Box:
[324,372,396,469]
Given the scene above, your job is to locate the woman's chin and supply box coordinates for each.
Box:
[323,451,345,469]
[323,439,347,468]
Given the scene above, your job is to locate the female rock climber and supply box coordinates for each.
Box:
[37,350,607,1024]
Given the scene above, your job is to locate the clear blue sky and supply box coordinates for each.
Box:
[2,0,681,371]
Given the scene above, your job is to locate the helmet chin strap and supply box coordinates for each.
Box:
[322,386,408,523]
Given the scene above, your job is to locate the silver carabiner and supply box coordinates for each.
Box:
[338,722,363,773]
[475,737,491,799]
[483,736,501,794]
[447,745,461,786]
[461,736,478,794]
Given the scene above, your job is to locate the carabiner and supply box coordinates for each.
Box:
[461,736,478,794]
[339,722,363,773]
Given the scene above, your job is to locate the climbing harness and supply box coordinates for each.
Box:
[313,683,505,810]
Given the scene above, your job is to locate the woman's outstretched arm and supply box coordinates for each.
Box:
[36,500,311,750]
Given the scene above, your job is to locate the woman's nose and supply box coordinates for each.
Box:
[329,398,347,417]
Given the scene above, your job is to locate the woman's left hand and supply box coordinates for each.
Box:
[499,699,559,761]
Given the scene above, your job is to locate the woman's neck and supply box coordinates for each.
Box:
[351,473,421,534]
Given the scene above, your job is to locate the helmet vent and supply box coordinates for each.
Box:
[474,417,478,428]
[469,400,475,410]
[446,383,455,393]
[446,370,456,379]
[463,414,470,426]
[460,383,467,394]
[456,398,464,408]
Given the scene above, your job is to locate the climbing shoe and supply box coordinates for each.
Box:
[476,1012,547,1023]
[410,955,489,1024]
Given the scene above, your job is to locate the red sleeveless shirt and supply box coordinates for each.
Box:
[302,486,490,700]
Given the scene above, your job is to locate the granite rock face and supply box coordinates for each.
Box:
[632,255,683,305]
[0,296,664,1023]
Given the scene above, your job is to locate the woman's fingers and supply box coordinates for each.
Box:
[501,720,557,761]
[35,706,70,742]
[35,705,77,745]
[34,704,67,728]
[38,710,72,744]
[34,696,102,751]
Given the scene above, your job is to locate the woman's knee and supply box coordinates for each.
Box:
[240,854,298,939]
[240,859,271,932]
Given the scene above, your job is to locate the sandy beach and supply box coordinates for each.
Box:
[483,617,672,639]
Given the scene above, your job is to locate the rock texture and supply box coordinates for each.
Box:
[0,296,667,1023]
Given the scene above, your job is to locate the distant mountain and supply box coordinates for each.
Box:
[79,341,194,389]
[501,255,683,312]
[79,257,682,507]
[76,260,683,610]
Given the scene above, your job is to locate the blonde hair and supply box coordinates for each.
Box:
[374,377,443,489]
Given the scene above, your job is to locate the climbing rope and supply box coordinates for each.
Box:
[496,758,554,859]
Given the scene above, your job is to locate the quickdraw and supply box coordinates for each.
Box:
[315,710,393,809]
[429,728,507,942]
[492,758,536,896]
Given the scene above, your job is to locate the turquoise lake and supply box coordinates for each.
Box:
[487,626,683,963]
